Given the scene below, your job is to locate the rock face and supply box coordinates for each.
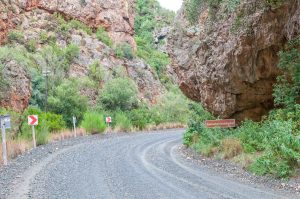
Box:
[0,61,31,112]
[18,0,136,48]
[168,1,300,121]
[0,1,22,45]
[0,8,163,110]
[0,0,136,47]
[0,0,162,112]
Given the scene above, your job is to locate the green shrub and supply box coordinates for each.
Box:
[81,112,106,134]
[96,27,112,47]
[264,0,284,8]
[273,37,300,108]
[114,43,134,60]
[37,122,49,146]
[0,63,7,100]
[54,13,92,35]
[39,31,49,43]
[235,120,266,152]
[249,120,300,178]
[98,78,138,111]
[128,108,151,130]
[185,0,204,24]
[69,19,92,35]
[115,112,132,132]
[153,91,190,124]
[88,61,108,84]
[25,39,37,52]
[64,43,80,63]
[48,80,88,127]
[43,112,66,132]
[7,31,24,43]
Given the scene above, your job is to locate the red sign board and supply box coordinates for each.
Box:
[205,119,236,128]
[28,115,38,126]
[106,117,112,123]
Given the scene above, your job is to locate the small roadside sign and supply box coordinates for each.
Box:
[0,115,11,129]
[28,115,38,126]
[106,117,112,124]
[28,115,38,148]
[205,119,236,128]
[0,115,10,165]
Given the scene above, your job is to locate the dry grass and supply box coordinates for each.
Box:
[107,123,186,133]
[232,153,261,169]
[49,128,86,142]
[144,123,186,131]
[0,139,31,165]
[221,138,243,159]
[201,145,219,157]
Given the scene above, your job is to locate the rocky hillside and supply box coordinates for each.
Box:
[168,0,300,121]
[0,0,135,47]
[0,0,167,112]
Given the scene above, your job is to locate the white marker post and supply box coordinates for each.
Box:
[1,115,11,166]
[32,125,36,148]
[1,118,7,166]
[28,115,38,148]
[105,117,112,133]
[73,116,77,138]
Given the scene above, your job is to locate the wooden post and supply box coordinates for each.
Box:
[32,125,36,148]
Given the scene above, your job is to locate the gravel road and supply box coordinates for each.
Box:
[0,129,298,199]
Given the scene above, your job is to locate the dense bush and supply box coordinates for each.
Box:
[249,120,300,178]
[153,91,190,123]
[273,37,300,108]
[55,13,92,35]
[48,80,88,127]
[25,39,37,52]
[115,112,132,132]
[88,61,108,85]
[98,78,138,111]
[96,27,112,47]
[7,31,24,43]
[128,107,151,130]
[81,112,106,134]
[19,107,64,144]
[114,43,134,60]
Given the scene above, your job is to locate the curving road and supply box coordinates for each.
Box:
[5,130,295,199]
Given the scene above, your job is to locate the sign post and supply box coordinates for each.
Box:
[73,116,77,138]
[105,117,112,128]
[105,117,112,134]
[28,115,38,148]
[1,115,11,166]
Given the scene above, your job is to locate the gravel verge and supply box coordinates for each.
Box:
[180,146,300,196]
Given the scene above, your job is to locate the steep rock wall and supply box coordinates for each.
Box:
[168,0,300,121]
[1,0,136,47]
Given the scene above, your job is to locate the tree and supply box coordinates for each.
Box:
[273,37,300,108]
[48,80,88,127]
[98,78,138,111]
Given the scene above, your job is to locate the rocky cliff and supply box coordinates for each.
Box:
[1,0,136,47]
[168,0,300,121]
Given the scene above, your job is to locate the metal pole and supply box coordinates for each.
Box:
[32,125,36,148]
[45,72,49,113]
[1,119,7,165]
